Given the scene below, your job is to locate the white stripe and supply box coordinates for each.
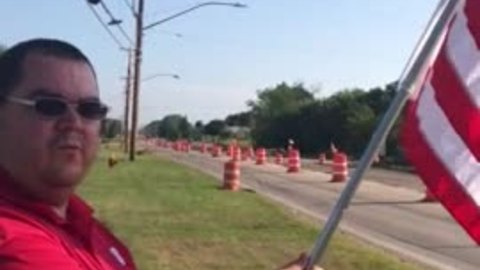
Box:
[446,7,480,107]
[109,247,126,267]
[417,81,480,204]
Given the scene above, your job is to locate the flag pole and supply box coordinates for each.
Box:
[304,0,461,268]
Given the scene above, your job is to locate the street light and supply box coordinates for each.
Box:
[142,73,180,82]
[143,2,248,31]
[128,0,247,161]
[108,18,122,26]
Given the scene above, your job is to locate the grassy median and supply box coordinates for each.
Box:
[79,150,429,270]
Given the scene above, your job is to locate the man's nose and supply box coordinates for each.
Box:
[56,105,83,130]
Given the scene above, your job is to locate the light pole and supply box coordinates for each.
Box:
[128,1,247,161]
[86,0,133,152]
[129,0,144,161]
[121,48,133,153]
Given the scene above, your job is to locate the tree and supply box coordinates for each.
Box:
[101,118,122,139]
[204,119,226,137]
[248,82,314,118]
[142,114,195,140]
[142,120,162,138]
[161,115,191,140]
[345,103,376,156]
[225,111,252,127]
[194,120,204,131]
[249,82,315,148]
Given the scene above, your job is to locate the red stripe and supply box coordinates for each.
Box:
[465,0,480,48]
[431,47,480,161]
[401,97,480,244]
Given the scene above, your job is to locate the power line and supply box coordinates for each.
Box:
[122,0,136,16]
[99,1,134,46]
[86,3,125,49]
[116,24,134,46]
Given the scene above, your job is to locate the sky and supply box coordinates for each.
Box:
[0,1,438,126]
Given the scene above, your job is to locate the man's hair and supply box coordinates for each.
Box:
[0,38,96,104]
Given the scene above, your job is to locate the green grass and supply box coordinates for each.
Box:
[79,151,429,270]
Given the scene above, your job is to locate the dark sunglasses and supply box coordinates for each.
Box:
[7,96,109,120]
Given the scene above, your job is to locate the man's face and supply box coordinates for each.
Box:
[0,53,101,192]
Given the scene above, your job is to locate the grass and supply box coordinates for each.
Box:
[79,149,430,270]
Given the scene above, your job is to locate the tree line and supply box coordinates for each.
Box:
[140,81,406,163]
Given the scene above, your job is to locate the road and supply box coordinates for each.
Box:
[154,147,480,270]
[301,158,426,192]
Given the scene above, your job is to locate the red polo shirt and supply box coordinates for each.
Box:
[0,168,137,270]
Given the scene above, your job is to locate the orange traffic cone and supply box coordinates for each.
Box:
[330,152,348,182]
[232,147,242,162]
[287,149,301,173]
[211,145,221,157]
[223,160,240,191]
[200,143,207,153]
[256,148,267,165]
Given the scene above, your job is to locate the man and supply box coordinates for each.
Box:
[0,38,136,269]
[0,39,317,270]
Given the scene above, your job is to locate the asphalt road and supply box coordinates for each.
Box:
[301,158,426,192]
[154,148,480,270]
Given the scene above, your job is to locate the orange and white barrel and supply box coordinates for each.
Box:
[173,141,180,151]
[227,144,235,158]
[212,145,221,157]
[256,148,267,165]
[200,143,207,153]
[287,149,301,173]
[330,152,348,182]
[223,160,240,191]
[233,147,242,162]
[183,142,191,153]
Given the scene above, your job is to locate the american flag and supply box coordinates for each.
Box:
[401,0,480,243]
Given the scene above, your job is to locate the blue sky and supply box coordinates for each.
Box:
[0,1,437,125]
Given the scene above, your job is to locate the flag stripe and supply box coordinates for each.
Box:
[447,9,480,107]
[431,47,480,161]
[419,81,480,204]
[401,0,480,245]
[402,85,480,244]
[465,0,480,48]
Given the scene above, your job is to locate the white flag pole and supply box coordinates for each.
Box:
[304,0,461,269]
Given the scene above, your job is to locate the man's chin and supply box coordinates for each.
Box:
[43,168,85,189]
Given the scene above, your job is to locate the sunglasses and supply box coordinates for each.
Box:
[6,96,109,120]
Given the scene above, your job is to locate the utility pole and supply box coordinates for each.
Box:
[123,49,132,153]
[127,0,245,161]
[129,0,144,161]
